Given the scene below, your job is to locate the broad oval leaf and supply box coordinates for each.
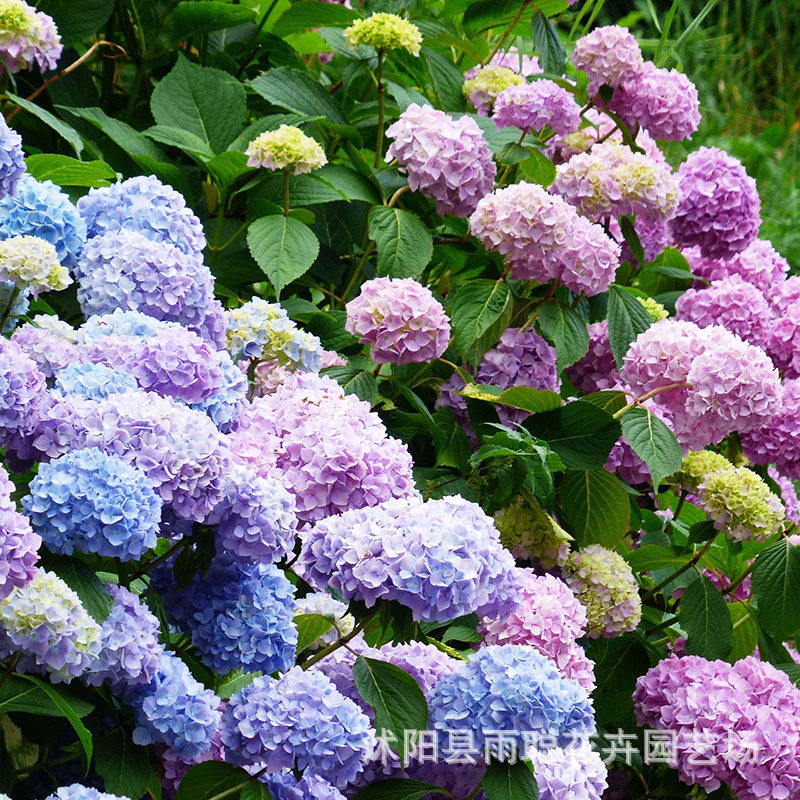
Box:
[518,147,556,187]
[679,574,733,660]
[459,384,562,415]
[450,279,512,367]
[294,613,337,653]
[352,778,452,800]
[175,761,251,800]
[94,728,153,800]
[25,154,116,188]
[530,9,566,75]
[607,284,653,369]
[483,759,539,800]
[368,206,433,279]
[620,406,683,488]
[559,469,630,547]
[169,1,255,39]
[753,540,800,641]
[537,300,589,372]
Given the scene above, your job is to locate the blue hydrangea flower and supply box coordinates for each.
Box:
[188,351,247,433]
[77,176,206,255]
[222,667,376,787]
[0,115,25,199]
[159,555,297,675]
[46,785,127,800]
[428,644,596,759]
[54,362,138,401]
[0,279,30,332]
[261,771,347,800]
[79,308,166,341]
[121,651,222,759]
[23,447,162,561]
[0,174,86,269]
[85,584,163,690]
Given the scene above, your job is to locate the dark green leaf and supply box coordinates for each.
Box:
[753,540,800,641]
[368,206,433,279]
[637,246,694,295]
[39,552,113,623]
[483,759,539,800]
[537,300,589,371]
[607,285,653,369]
[580,390,627,415]
[36,0,113,44]
[324,364,379,405]
[294,613,337,653]
[498,143,530,165]
[25,155,116,188]
[449,280,512,367]
[353,657,428,760]
[680,575,733,659]
[241,783,273,800]
[625,545,689,572]
[95,728,152,800]
[175,761,251,800]
[688,520,717,543]
[729,601,759,663]
[459,385,562,416]
[620,406,682,487]
[423,48,465,111]
[145,125,215,160]
[587,634,650,726]
[8,94,84,156]
[559,469,631,547]
[517,148,556,187]
[272,1,358,35]
[352,779,451,800]
[247,215,320,297]
[531,10,566,75]
[777,664,800,685]
[619,215,645,267]
[169,1,255,39]
[0,675,93,718]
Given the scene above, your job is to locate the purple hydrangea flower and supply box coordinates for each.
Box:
[377,640,459,695]
[530,742,608,800]
[0,175,85,269]
[571,25,643,92]
[0,503,40,600]
[464,47,541,81]
[386,104,496,218]
[11,316,80,378]
[742,379,800,479]
[221,667,376,786]
[0,335,46,435]
[766,306,800,379]
[470,182,620,295]
[429,644,596,758]
[77,176,206,255]
[771,275,800,315]
[262,772,346,800]
[493,80,581,136]
[670,147,761,259]
[54,362,138,401]
[230,372,415,523]
[23,447,161,561]
[566,320,618,394]
[345,277,451,364]
[769,467,800,526]
[0,114,25,198]
[684,240,790,294]
[298,494,520,622]
[45,786,126,800]
[190,352,247,433]
[161,734,225,800]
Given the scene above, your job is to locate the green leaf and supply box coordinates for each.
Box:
[753,540,800,641]
[94,728,152,800]
[525,400,621,471]
[151,53,246,153]
[316,164,381,203]
[588,634,650,726]
[620,407,683,488]
[36,0,112,44]
[459,385,562,416]
[368,206,433,279]
[450,279,512,367]
[24,155,115,188]
[777,664,800,685]
[8,93,84,156]
[537,300,589,371]
[531,10,566,75]
[581,390,627,415]
[169,1,255,38]
[518,148,556,187]
[145,125,215,161]
[607,285,653,369]
[353,657,428,760]
[247,215,320,297]
[729,602,759,663]
[0,675,93,718]
[625,545,690,572]
[423,48,465,111]
[272,0,358,35]
[324,364,379,405]
[637,246,694,295]
[39,553,113,623]
[352,779,452,800]
[688,520,717,543]
[559,469,631,547]
[241,783,273,800]
[619,215,645,267]
[483,760,539,800]
[294,613,337,653]
[679,575,733,660]
[175,762,252,800]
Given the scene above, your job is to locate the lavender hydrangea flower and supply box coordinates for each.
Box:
[294,592,354,650]
[189,351,247,433]
[0,114,25,198]
[261,772,347,800]
[564,545,641,638]
[770,275,800,315]
[310,634,379,710]
[493,80,581,136]
[221,667,376,786]
[54,362,138,401]
[685,239,790,294]
[121,652,222,759]
[530,742,608,800]
[0,568,101,682]
[766,306,800,379]
[345,277,451,364]
[470,182,620,295]
[385,104,496,218]
[770,467,800,526]
[161,735,225,800]
[0,504,40,600]
[0,175,85,269]
[298,494,520,622]
[675,275,772,348]
[159,555,296,675]
[479,570,595,692]
[566,320,619,394]
[23,447,161,560]
[377,640,459,695]
[0,335,46,435]
[429,644,596,758]
[77,176,206,255]
[85,584,163,690]
[231,372,415,523]
[742,379,800,480]
[0,0,62,75]
[45,786,126,800]
[11,315,80,378]
[571,25,643,92]
[462,65,524,115]
[670,147,761,259]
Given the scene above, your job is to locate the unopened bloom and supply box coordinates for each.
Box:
[0,234,70,296]
[493,80,581,136]
[571,25,643,91]
[246,125,327,174]
[640,296,668,321]
[671,450,734,493]
[463,65,524,115]
[345,277,450,364]
[494,497,571,568]
[345,12,422,55]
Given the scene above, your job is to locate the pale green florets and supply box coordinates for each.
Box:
[0,235,71,297]
[345,12,422,56]
[245,125,327,175]
[463,66,525,114]
[671,450,734,492]
[0,0,35,35]
[638,296,669,321]
[494,496,572,569]
[699,466,785,542]
[564,545,642,638]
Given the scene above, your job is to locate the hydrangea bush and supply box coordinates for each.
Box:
[0,4,797,800]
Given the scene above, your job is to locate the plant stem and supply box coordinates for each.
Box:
[283,168,291,217]
[131,538,190,581]
[482,0,530,65]
[341,245,374,303]
[722,562,756,597]
[301,614,378,670]
[612,382,692,419]
[0,285,19,332]
[374,49,386,168]
[387,185,410,208]
[643,537,716,600]
[0,653,19,689]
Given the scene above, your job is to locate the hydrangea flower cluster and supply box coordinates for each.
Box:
[742,379,800,479]
[11,315,80,378]
[0,568,101,682]
[344,12,422,55]
[0,114,25,198]
[245,125,328,174]
[766,305,800,378]
[463,47,541,80]
[345,277,450,364]
[470,182,621,295]
[567,320,618,393]
[684,239,790,293]
[0,335,46,434]
[563,545,642,638]
[294,592,355,649]
[0,495,40,600]
[670,450,734,493]
[479,570,596,692]
[571,25,643,91]
[531,742,608,800]
[493,80,582,136]
[298,495,520,621]
[494,496,571,568]
[222,667,376,786]
[0,0,62,75]
[53,362,138,401]
[385,104,496,218]
[45,787,125,800]
[429,644,596,758]
[462,65,524,115]
[23,447,161,560]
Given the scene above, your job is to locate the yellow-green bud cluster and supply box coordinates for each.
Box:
[638,296,669,322]
[462,66,525,114]
[245,125,327,175]
[0,234,70,297]
[345,12,422,56]
[494,496,571,569]
[671,450,733,492]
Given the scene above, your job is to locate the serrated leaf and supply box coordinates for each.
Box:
[753,540,800,641]
[679,575,733,660]
[625,545,690,572]
[352,779,451,800]
[607,285,653,369]
[483,759,539,800]
[94,728,152,800]
[531,10,566,75]
[588,634,650,726]
[324,365,379,405]
[537,300,589,371]
[450,279,512,366]
[294,613,337,653]
[619,215,645,267]
[518,148,556,187]
[25,155,115,188]
[637,246,694,295]
[368,206,433,279]
[620,406,682,487]
[175,762,252,800]
[35,0,113,44]
[169,1,255,39]
[247,214,320,297]
[459,384,562,415]
[145,125,214,160]
[559,469,631,547]
[423,47,465,111]
[39,553,113,623]
[729,602,759,662]
[272,0,358,35]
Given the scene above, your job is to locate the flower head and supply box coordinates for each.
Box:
[494,496,571,568]
[0,114,25,198]
[571,25,643,91]
[531,742,608,800]
[345,12,422,55]
[11,315,80,378]
[463,65,524,115]
[0,0,62,75]
[671,449,734,493]
[742,379,800,480]
[766,306,800,379]
[245,125,327,174]
[567,320,618,394]
[685,239,790,293]
[0,505,40,600]
[54,362,138,401]
[0,335,46,434]
[0,234,69,296]
[45,786,126,800]
[493,80,581,136]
